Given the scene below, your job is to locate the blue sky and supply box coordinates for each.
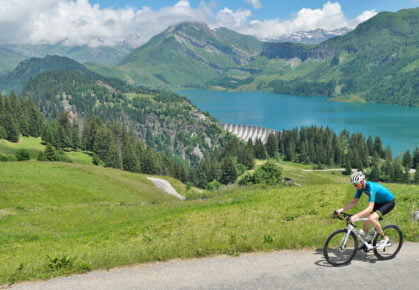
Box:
[92,0,419,19]
[1,0,417,46]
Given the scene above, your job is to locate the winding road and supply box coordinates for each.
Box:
[7,242,419,289]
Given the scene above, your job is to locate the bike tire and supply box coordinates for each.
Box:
[373,224,403,260]
[323,229,358,266]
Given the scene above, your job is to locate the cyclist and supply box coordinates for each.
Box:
[336,171,395,249]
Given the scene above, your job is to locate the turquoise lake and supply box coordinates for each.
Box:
[177,89,419,156]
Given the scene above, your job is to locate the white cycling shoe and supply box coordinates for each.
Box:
[377,236,391,249]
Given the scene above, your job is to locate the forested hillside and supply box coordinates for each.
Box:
[0,55,92,93]
[88,8,418,107]
[257,8,419,106]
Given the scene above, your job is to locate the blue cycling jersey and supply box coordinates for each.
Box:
[354,181,395,204]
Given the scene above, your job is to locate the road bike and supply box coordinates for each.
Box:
[323,211,403,266]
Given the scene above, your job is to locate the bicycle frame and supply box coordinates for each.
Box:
[341,217,378,251]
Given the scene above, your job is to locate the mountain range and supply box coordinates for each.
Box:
[1,7,418,107]
[274,28,351,44]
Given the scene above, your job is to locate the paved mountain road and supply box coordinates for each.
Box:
[7,242,419,289]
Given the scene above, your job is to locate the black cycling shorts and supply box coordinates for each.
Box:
[373,200,395,218]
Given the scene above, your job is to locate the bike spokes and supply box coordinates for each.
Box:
[373,225,403,260]
[324,229,357,266]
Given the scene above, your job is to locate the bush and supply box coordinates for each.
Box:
[15,149,31,161]
[0,154,15,162]
[206,179,221,191]
[239,160,283,186]
[0,126,7,139]
[37,151,48,161]
[57,149,73,163]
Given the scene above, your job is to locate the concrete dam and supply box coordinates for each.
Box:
[221,123,279,143]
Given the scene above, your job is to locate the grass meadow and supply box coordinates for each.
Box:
[0,157,417,285]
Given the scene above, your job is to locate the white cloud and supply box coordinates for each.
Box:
[0,0,377,46]
[233,2,377,40]
[245,0,262,10]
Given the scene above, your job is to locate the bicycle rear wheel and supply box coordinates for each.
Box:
[324,229,358,266]
[373,224,403,260]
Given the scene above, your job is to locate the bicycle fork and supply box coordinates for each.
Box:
[339,225,355,251]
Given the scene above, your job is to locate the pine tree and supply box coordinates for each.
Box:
[265,133,278,158]
[70,121,81,149]
[82,115,102,151]
[5,114,19,143]
[122,133,141,173]
[105,140,122,169]
[366,136,374,156]
[392,159,403,183]
[414,165,419,184]
[220,157,237,185]
[369,165,381,181]
[402,168,411,184]
[141,147,159,174]
[26,99,44,137]
[402,150,413,169]
[0,126,6,139]
[93,127,112,162]
[343,159,352,175]
[412,147,419,169]
[238,144,255,170]
[44,144,58,161]
[254,139,267,159]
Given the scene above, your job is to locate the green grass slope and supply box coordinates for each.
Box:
[0,137,93,165]
[1,159,417,285]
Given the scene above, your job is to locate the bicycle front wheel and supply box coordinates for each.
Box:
[323,229,358,266]
[373,224,403,260]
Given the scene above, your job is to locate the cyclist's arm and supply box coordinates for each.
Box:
[336,198,359,213]
[351,202,375,221]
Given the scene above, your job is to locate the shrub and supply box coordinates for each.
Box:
[206,179,221,191]
[239,160,283,186]
[37,151,48,161]
[57,149,73,163]
[0,154,15,162]
[15,149,31,161]
[0,126,7,139]
[45,255,76,271]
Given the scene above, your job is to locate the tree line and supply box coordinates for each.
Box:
[248,126,419,184]
[2,92,418,187]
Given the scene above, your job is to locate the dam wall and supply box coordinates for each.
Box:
[221,123,279,144]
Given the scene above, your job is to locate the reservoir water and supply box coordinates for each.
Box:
[177,90,419,156]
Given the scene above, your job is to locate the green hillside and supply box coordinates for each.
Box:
[0,55,92,93]
[0,160,417,285]
[254,8,419,106]
[0,48,25,76]
[88,8,419,106]
[19,68,228,165]
[98,22,263,89]
[0,137,93,165]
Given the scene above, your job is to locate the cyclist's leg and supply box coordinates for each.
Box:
[363,215,371,234]
[370,201,395,240]
[368,212,384,236]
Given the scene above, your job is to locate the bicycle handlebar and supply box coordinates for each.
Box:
[333,211,356,226]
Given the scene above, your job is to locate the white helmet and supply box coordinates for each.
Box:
[350,171,365,184]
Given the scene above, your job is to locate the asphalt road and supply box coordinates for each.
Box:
[7,242,419,290]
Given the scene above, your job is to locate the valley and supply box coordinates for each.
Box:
[0,4,418,286]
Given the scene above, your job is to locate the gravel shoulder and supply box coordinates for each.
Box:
[7,242,419,290]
